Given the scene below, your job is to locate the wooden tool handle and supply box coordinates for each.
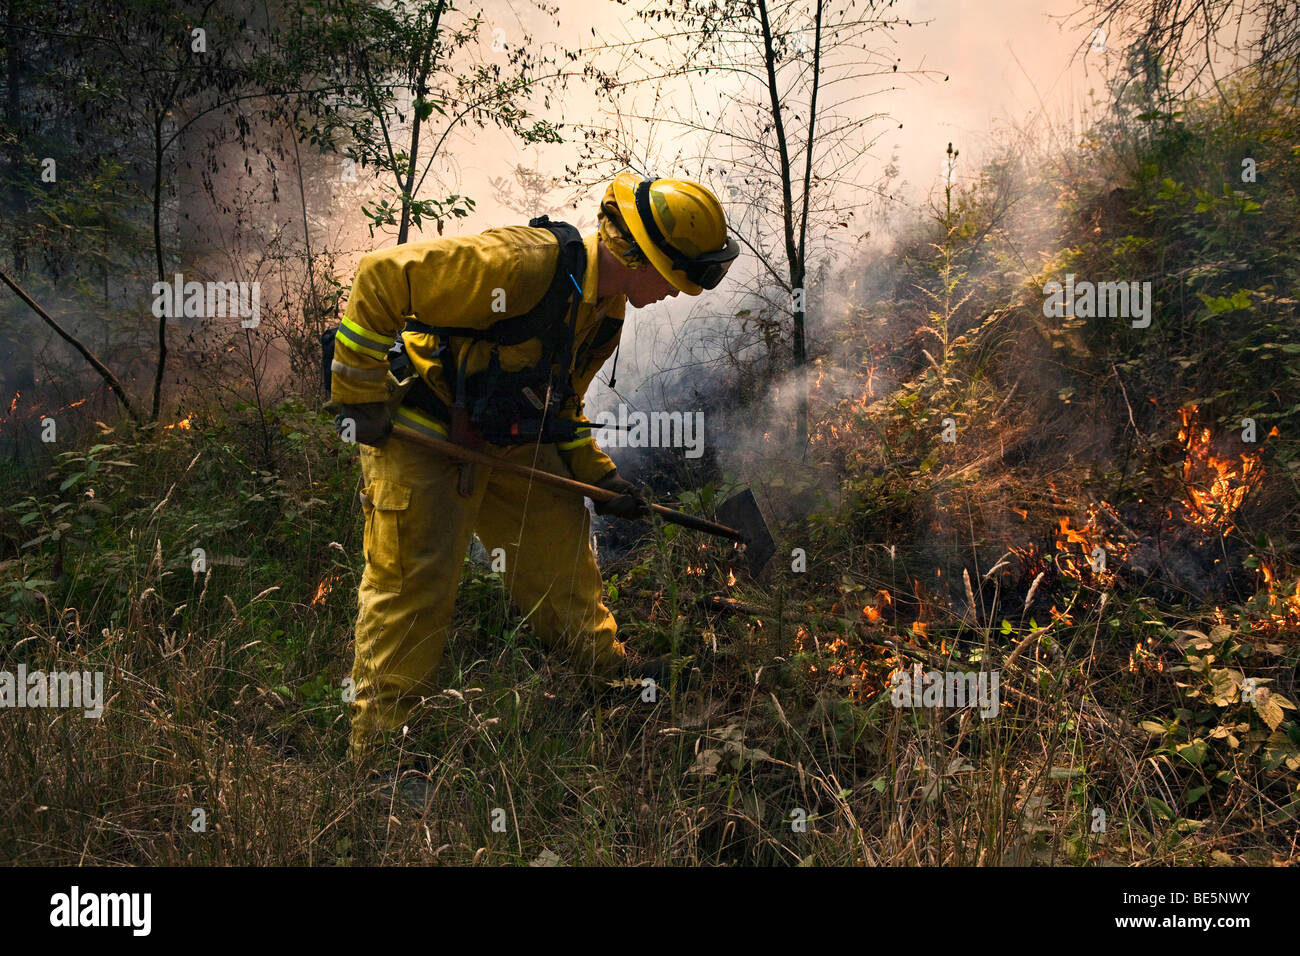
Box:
[389,424,746,542]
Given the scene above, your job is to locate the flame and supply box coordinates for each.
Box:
[1177,405,1261,533]
[795,588,902,700]
[311,572,339,607]
[7,391,18,413]
[165,416,193,430]
[795,626,897,700]
[726,569,736,587]
[1128,635,1164,674]
[1050,503,1128,584]
[1057,516,1091,546]
[861,588,891,623]
[1250,562,1300,636]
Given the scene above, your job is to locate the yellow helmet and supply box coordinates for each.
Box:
[611,172,739,295]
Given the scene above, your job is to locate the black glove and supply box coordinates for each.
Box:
[334,401,392,446]
[593,471,651,520]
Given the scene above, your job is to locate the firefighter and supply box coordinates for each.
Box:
[328,172,739,761]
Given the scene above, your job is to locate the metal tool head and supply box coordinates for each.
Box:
[715,488,777,577]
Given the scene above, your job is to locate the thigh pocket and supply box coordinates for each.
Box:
[360,478,411,593]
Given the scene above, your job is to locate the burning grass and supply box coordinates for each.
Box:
[1177,404,1267,534]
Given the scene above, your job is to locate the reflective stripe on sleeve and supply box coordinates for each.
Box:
[330,359,390,382]
[335,317,391,360]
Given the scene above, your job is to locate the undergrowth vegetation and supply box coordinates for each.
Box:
[1,69,1297,866]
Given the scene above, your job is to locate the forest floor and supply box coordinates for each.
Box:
[1,70,1297,866]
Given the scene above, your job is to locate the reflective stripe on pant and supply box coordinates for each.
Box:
[349,432,623,759]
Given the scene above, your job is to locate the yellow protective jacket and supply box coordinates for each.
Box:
[330,226,624,485]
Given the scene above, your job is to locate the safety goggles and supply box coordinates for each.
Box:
[634,179,739,289]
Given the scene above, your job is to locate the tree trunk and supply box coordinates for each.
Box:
[397,2,445,244]
[756,0,808,451]
[792,0,824,457]
[3,0,34,396]
[5,0,28,277]
[150,118,167,421]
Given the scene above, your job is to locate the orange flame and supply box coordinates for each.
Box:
[1252,562,1300,635]
[1051,503,1127,583]
[861,588,892,623]
[311,572,338,607]
[1178,405,1261,532]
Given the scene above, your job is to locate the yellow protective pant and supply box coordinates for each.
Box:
[348,431,624,760]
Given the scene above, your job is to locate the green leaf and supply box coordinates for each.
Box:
[1174,738,1208,766]
[1146,796,1175,821]
[1048,766,1084,779]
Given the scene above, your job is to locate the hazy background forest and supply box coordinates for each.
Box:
[1,0,1297,866]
